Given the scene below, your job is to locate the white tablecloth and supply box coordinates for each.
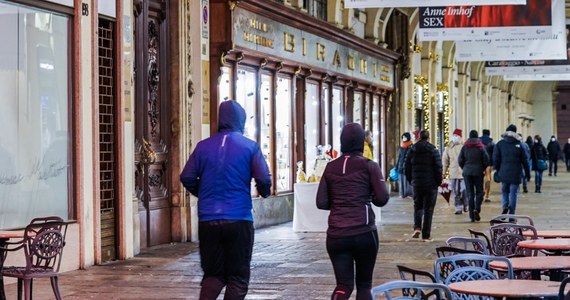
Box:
[292,182,382,232]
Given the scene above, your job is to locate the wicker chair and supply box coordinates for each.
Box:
[371,280,453,300]
[0,216,68,300]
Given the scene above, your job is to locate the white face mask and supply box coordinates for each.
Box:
[451,135,460,143]
[402,137,408,142]
[551,138,556,142]
[534,140,538,143]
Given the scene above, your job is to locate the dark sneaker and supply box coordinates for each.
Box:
[484,199,491,202]
[455,211,462,215]
[474,210,481,221]
[412,230,421,238]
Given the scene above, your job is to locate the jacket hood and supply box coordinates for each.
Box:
[464,138,484,148]
[480,135,493,145]
[340,123,365,154]
[218,100,246,133]
[412,139,434,153]
[501,131,522,143]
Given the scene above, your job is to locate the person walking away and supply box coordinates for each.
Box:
[180,100,272,300]
[442,128,466,214]
[458,130,490,222]
[520,135,531,193]
[396,132,413,198]
[480,129,494,202]
[405,130,443,241]
[316,123,389,300]
[564,138,570,172]
[531,135,548,193]
[493,124,530,215]
[547,135,561,176]
[363,130,374,160]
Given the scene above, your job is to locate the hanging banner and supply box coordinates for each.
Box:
[345,0,525,8]
[418,0,552,41]
[504,73,570,81]
[485,23,570,75]
[455,0,564,61]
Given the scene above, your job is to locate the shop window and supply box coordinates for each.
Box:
[260,74,272,174]
[0,2,71,228]
[353,92,363,125]
[372,95,380,163]
[219,66,232,102]
[305,82,320,174]
[275,77,292,192]
[322,86,330,148]
[236,69,257,141]
[304,0,327,21]
[331,88,343,155]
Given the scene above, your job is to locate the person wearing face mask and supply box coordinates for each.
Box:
[396,132,414,198]
[442,128,467,215]
[531,135,548,193]
[546,135,561,176]
[564,138,570,172]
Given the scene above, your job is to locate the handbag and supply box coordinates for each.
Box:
[389,167,399,181]
[537,159,548,171]
[493,171,501,183]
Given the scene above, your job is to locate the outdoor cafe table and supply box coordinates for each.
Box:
[0,231,25,300]
[448,279,565,298]
[518,238,570,255]
[522,230,570,238]
[489,255,570,281]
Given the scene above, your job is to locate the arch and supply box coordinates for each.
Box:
[327,0,343,26]
[365,8,383,43]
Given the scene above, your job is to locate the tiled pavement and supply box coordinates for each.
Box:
[4,170,570,299]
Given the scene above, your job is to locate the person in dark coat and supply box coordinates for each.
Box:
[316,122,389,300]
[520,135,531,194]
[396,132,413,198]
[564,138,570,172]
[480,129,494,202]
[458,130,490,222]
[493,124,530,215]
[180,100,272,300]
[405,130,443,241]
[531,135,549,193]
[546,135,561,176]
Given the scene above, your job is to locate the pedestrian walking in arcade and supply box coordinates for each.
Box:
[316,123,390,300]
[442,128,466,214]
[564,138,570,172]
[493,124,530,215]
[396,132,413,198]
[480,129,495,202]
[458,130,490,222]
[547,135,561,176]
[531,135,549,193]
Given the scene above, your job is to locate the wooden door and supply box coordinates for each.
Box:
[134,0,171,248]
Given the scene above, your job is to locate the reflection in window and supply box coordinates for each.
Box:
[305,83,319,174]
[219,66,232,103]
[323,86,330,148]
[353,92,363,125]
[332,88,343,155]
[0,2,70,228]
[365,94,371,130]
[275,77,292,192]
[260,74,272,173]
[372,95,380,163]
[236,69,257,141]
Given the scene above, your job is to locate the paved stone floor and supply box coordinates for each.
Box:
[4,170,570,299]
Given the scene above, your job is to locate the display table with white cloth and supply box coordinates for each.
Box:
[292,182,382,232]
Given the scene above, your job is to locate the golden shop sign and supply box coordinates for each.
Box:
[232,7,393,89]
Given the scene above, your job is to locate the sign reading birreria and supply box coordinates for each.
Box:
[345,0,525,8]
[232,7,394,89]
[418,0,553,41]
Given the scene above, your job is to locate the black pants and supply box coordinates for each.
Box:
[413,187,438,239]
[198,220,254,300]
[464,175,484,221]
[549,158,558,175]
[326,230,378,300]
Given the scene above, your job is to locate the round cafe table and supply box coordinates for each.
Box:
[489,255,570,281]
[449,279,565,298]
[518,238,570,256]
[522,230,570,238]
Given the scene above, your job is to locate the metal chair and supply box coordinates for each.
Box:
[468,229,494,255]
[446,237,489,255]
[435,246,482,258]
[371,280,453,300]
[489,214,534,226]
[396,265,440,299]
[488,223,538,257]
[559,276,570,300]
[434,253,514,284]
[0,216,68,300]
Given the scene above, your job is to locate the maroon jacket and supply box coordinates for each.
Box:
[316,123,389,238]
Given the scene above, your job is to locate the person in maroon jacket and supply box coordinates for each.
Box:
[316,123,390,300]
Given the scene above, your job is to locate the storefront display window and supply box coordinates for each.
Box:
[372,95,380,163]
[236,69,257,141]
[354,92,363,125]
[275,77,292,192]
[305,82,319,174]
[331,88,343,155]
[260,74,272,170]
[219,66,232,102]
[322,86,330,148]
[0,2,70,228]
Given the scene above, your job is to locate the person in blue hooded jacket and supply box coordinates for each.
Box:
[180,100,271,300]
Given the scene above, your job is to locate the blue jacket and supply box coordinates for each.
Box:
[493,131,530,184]
[180,100,272,222]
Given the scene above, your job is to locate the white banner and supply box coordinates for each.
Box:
[345,0,525,8]
[486,63,570,75]
[418,0,552,41]
[504,74,570,80]
[455,0,564,61]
